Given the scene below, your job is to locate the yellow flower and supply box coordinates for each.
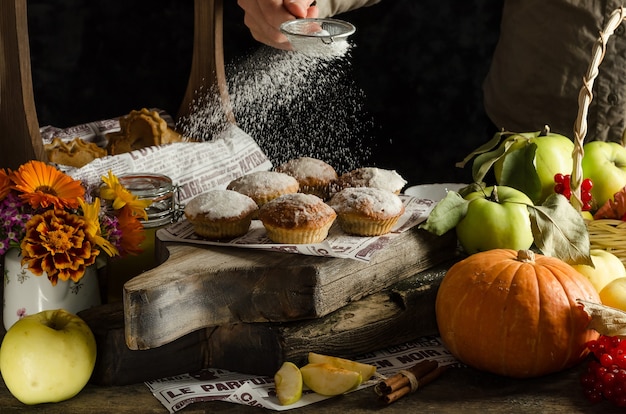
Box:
[79,197,119,257]
[100,171,151,220]
[20,209,99,285]
[11,160,84,210]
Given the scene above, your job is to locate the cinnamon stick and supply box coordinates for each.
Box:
[375,359,438,395]
[375,360,448,405]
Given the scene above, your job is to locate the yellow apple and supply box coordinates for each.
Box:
[0,309,97,405]
[274,361,302,405]
[307,352,376,381]
[599,277,626,312]
[572,249,626,293]
[300,363,362,396]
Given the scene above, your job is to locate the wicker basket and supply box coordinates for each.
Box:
[572,7,626,265]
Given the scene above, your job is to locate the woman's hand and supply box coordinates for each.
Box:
[238,0,319,50]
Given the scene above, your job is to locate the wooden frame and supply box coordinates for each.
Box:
[0,0,233,170]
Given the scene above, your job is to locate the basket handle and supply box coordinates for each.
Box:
[572,7,626,211]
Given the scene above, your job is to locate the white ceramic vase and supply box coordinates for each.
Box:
[3,248,101,330]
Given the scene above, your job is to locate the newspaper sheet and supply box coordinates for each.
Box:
[157,195,436,262]
[145,336,461,413]
[62,122,273,204]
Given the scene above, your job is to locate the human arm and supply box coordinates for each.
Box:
[237,0,382,50]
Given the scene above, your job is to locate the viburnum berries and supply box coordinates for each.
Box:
[554,173,593,211]
[581,335,626,406]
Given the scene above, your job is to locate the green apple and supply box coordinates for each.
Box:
[581,141,626,209]
[0,309,97,405]
[493,130,574,204]
[274,361,302,405]
[308,352,376,381]
[456,186,534,255]
[300,363,362,396]
[572,249,626,293]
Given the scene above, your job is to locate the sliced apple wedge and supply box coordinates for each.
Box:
[308,352,377,381]
[300,363,362,396]
[274,361,303,405]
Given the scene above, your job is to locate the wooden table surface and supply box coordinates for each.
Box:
[0,358,622,413]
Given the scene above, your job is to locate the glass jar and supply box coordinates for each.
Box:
[105,173,175,303]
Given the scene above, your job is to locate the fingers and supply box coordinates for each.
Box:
[238,0,320,50]
[284,0,317,18]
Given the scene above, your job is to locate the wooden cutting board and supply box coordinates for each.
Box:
[123,228,457,350]
[81,260,455,385]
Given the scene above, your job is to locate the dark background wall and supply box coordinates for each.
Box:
[26,0,502,186]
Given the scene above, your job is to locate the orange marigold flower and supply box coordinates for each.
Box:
[11,160,84,210]
[116,206,146,256]
[100,171,150,220]
[79,197,119,257]
[0,168,11,200]
[20,209,99,285]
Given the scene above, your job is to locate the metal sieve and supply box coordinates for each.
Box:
[280,18,356,56]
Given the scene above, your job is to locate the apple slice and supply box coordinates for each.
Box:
[300,363,362,396]
[308,352,377,381]
[274,361,303,405]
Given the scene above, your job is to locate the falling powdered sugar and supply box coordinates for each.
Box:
[178,42,377,174]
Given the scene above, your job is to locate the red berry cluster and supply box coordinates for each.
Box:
[554,173,593,211]
[581,335,626,406]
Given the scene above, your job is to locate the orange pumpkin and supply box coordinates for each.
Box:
[436,249,600,378]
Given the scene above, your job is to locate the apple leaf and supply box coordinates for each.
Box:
[527,193,593,266]
[455,130,505,169]
[578,299,626,337]
[418,191,469,236]
[498,143,543,204]
[470,143,508,184]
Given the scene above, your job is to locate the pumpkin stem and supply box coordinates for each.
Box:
[517,249,535,263]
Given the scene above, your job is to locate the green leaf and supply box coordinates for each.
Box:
[527,194,592,266]
[471,144,507,184]
[498,143,542,203]
[455,130,507,169]
[418,191,469,236]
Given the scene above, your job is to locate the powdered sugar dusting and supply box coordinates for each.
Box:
[177,44,375,174]
[275,157,337,181]
[339,167,408,194]
[184,190,257,220]
[328,187,404,216]
[227,171,299,193]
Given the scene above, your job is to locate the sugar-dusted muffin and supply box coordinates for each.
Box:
[334,167,408,195]
[258,193,337,244]
[274,157,338,200]
[327,187,406,236]
[226,171,299,212]
[184,189,258,239]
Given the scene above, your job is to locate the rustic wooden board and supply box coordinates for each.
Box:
[206,261,452,376]
[123,228,457,350]
[78,302,208,386]
[78,260,453,385]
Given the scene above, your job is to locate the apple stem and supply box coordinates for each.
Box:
[540,124,550,136]
[489,185,500,203]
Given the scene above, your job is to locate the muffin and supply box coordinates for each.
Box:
[226,171,299,213]
[327,187,406,236]
[258,193,337,244]
[334,167,407,195]
[184,190,258,239]
[274,157,338,200]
